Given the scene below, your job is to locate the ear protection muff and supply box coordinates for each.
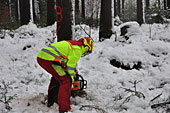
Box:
[84,46,89,52]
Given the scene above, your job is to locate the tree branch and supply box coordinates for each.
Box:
[80,105,107,113]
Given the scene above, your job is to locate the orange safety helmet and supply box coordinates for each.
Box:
[79,37,94,53]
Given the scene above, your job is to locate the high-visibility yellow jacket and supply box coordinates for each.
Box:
[37,40,85,82]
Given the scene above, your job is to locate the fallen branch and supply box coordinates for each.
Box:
[150,92,162,102]
[80,105,107,113]
[151,101,170,109]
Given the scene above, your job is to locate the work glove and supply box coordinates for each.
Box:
[73,72,76,78]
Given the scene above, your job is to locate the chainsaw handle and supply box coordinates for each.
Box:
[83,80,87,89]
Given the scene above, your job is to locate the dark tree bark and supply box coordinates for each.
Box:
[137,0,144,25]
[117,0,121,17]
[8,0,11,18]
[47,0,56,26]
[146,0,150,9]
[164,0,167,10]
[99,0,112,41]
[8,0,19,22]
[32,0,37,23]
[56,0,72,41]
[158,0,161,9]
[39,0,47,24]
[0,1,9,23]
[122,0,125,18]
[19,0,31,25]
[75,0,79,14]
[75,0,80,24]
[14,0,19,22]
[81,0,85,19]
[114,0,117,17]
[167,0,170,9]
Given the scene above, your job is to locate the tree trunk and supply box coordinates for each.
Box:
[56,0,72,41]
[167,0,170,9]
[158,0,161,9]
[146,0,150,9]
[32,0,40,23]
[8,0,12,18]
[32,0,36,23]
[8,0,17,20]
[117,0,121,17]
[39,0,47,24]
[14,0,19,22]
[137,0,144,25]
[81,0,85,19]
[99,0,112,41]
[0,1,9,23]
[114,0,117,17]
[122,0,125,18]
[19,0,31,25]
[47,0,56,26]
[75,0,79,15]
[75,0,80,24]
[164,0,167,10]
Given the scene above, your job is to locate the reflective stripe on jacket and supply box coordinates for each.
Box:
[37,41,85,78]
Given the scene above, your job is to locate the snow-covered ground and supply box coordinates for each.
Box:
[0,22,170,113]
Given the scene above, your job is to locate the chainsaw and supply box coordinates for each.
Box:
[51,61,87,90]
[71,73,87,91]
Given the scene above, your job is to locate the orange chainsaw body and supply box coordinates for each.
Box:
[71,74,87,91]
[72,81,81,91]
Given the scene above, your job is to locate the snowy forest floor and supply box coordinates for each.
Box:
[0,22,170,113]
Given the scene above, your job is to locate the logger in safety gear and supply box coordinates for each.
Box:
[37,37,93,113]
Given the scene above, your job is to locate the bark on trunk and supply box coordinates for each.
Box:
[47,0,56,25]
[137,0,144,25]
[56,0,72,41]
[19,0,31,25]
[99,0,112,41]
